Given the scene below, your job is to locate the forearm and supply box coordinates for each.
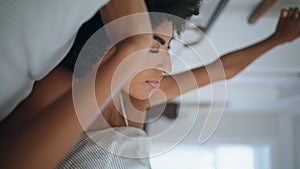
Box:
[217,6,300,79]
[155,35,283,104]
[218,34,282,79]
[152,7,300,105]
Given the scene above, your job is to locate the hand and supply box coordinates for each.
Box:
[272,7,300,43]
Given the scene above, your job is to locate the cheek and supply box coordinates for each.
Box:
[122,72,152,99]
[124,73,143,90]
[122,73,143,95]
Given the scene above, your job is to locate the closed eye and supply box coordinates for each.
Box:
[150,35,172,52]
[153,35,165,45]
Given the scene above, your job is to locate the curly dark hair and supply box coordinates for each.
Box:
[61,0,201,76]
[146,0,201,34]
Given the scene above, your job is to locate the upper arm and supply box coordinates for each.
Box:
[1,65,72,131]
[100,0,153,47]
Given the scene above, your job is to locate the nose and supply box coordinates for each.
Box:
[156,50,172,74]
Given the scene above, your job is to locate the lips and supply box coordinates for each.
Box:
[146,80,161,89]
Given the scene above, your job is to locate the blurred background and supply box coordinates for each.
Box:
[146,0,300,168]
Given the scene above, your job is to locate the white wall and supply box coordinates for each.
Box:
[147,109,300,169]
[169,0,300,114]
[294,116,300,169]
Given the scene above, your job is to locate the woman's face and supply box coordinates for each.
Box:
[123,21,173,100]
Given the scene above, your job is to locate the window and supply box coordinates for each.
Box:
[150,144,270,169]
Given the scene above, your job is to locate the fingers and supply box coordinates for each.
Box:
[289,7,300,36]
[278,8,288,26]
[287,7,300,36]
[280,8,288,18]
[279,7,300,31]
[287,8,294,18]
[281,7,300,19]
[276,7,300,42]
[296,8,300,36]
[292,8,299,18]
[295,8,300,20]
[290,7,299,19]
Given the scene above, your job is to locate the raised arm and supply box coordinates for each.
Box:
[155,8,300,104]
[100,0,153,47]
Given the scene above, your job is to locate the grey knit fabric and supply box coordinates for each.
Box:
[56,127,151,169]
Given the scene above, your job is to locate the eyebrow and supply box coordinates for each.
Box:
[153,35,174,49]
[153,35,165,45]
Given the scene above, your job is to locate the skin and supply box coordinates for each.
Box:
[0,0,153,168]
[0,7,299,169]
[123,21,173,100]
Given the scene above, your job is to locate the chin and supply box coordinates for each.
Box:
[121,88,150,100]
[130,93,150,100]
[129,90,153,100]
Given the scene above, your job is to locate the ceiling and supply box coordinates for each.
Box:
[169,0,300,114]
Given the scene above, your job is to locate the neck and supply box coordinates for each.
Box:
[88,92,150,131]
[120,92,149,129]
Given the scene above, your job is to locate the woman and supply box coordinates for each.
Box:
[0,0,154,168]
[0,1,201,168]
[2,4,300,169]
[57,7,300,168]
